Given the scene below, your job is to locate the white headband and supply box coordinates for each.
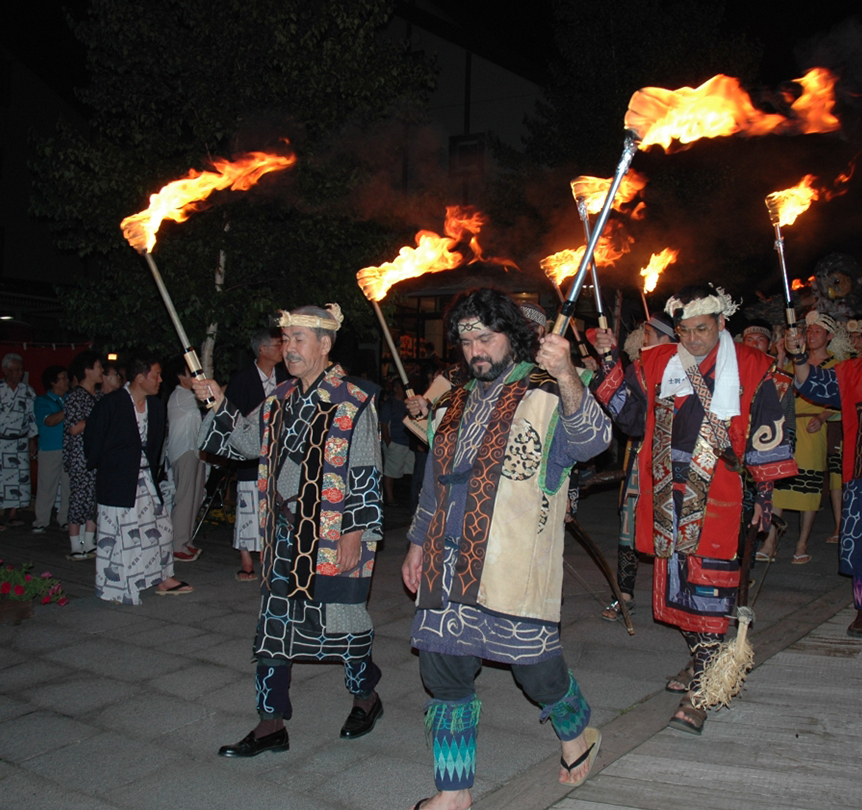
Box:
[665,286,739,321]
[277,303,343,331]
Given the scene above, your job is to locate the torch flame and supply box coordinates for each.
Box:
[357,206,488,302]
[571,170,647,215]
[766,161,855,228]
[121,145,297,253]
[791,278,804,291]
[765,175,819,227]
[541,223,634,286]
[640,248,679,293]
[625,67,839,151]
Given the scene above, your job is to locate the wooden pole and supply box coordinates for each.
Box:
[370,300,415,397]
[143,251,215,407]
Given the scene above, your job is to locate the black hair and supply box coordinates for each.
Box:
[68,351,102,384]
[127,353,161,383]
[668,284,721,327]
[444,287,537,363]
[41,365,66,390]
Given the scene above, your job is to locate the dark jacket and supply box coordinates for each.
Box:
[84,388,165,508]
[224,361,287,481]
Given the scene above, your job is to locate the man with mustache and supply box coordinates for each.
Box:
[597,284,797,735]
[195,303,384,757]
[402,287,612,810]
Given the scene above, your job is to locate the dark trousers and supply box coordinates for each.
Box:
[255,654,381,719]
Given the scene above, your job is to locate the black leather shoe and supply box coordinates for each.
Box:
[218,727,289,757]
[340,697,384,739]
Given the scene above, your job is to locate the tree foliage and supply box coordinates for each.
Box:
[30,0,435,376]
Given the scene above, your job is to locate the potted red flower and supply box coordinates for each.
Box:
[0,559,68,623]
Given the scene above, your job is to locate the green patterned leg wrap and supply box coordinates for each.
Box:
[539,671,590,742]
[424,695,481,791]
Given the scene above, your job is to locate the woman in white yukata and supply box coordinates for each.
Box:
[85,355,193,604]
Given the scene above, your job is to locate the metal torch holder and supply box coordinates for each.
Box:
[764,199,798,333]
[553,132,640,336]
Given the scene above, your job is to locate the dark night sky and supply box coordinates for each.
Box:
[5,1,861,111]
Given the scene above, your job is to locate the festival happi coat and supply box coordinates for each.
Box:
[416,361,611,624]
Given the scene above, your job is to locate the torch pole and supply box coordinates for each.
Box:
[370,300,416,397]
[765,200,797,334]
[552,283,590,358]
[143,251,216,407]
[575,196,614,363]
[640,289,651,320]
[553,132,640,336]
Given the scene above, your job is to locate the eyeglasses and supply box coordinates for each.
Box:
[675,323,715,338]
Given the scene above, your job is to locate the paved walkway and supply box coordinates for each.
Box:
[1,488,857,810]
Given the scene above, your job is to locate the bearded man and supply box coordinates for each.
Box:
[195,304,384,757]
[402,288,612,810]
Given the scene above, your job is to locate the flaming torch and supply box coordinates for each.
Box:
[357,207,488,396]
[551,132,641,336]
[639,247,679,318]
[765,176,819,332]
[573,192,612,362]
[120,146,297,403]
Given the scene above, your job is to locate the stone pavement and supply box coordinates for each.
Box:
[0,487,856,810]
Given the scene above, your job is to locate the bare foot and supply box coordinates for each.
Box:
[559,731,590,784]
[408,789,472,810]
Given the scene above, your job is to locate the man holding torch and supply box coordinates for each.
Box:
[594,284,797,734]
[194,303,385,757]
[402,288,612,809]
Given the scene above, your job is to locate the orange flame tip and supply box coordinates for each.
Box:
[121,145,297,253]
[571,170,647,215]
[356,206,488,302]
[626,67,839,151]
[639,247,678,293]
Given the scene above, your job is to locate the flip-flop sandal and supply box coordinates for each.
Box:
[825,534,840,544]
[155,581,194,595]
[235,569,257,582]
[755,551,776,562]
[792,554,812,564]
[667,698,706,735]
[560,727,602,787]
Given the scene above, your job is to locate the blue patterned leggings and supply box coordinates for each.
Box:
[419,651,590,790]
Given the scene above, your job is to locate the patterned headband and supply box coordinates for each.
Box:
[665,286,740,320]
[742,325,772,339]
[458,318,489,333]
[277,302,344,331]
